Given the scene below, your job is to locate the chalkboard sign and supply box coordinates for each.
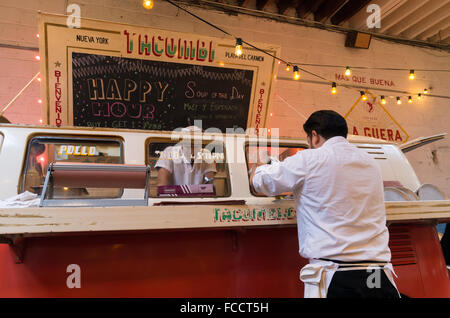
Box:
[72,52,254,132]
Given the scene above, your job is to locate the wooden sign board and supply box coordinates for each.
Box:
[345,91,409,143]
[38,13,280,133]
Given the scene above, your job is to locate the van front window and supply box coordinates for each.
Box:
[22,136,122,198]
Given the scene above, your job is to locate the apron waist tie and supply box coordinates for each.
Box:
[299,259,399,298]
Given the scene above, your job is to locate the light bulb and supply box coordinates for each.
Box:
[293,66,300,80]
[142,0,154,10]
[235,38,243,56]
[423,88,429,94]
[397,97,402,105]
[408,96,412,104]
[409,70,415,80]
[331,82,337,94]
[417,93,422,100]
[285,64,291,72]
[345,66,351,76]
[360,91,367,101]
[381,96,386,104]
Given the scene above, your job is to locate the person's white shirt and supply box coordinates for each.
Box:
[252,136,391,262]
[155,145,217,185]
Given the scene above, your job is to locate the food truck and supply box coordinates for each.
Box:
[0,124,448,297]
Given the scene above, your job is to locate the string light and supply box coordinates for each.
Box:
[34,55,40,61]
[293,66,300,80]
[417,93,422,100]
[360,91,367,101]
[142,0,154,10]
[345,66,351,76]
[37,99,42,104]
[408,96,413,104]
[380,95,386,104]
[331,82,337,94]
[235,38,243,56]
[162,1,447,105]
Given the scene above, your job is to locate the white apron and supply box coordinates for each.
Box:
[299,259,400,298]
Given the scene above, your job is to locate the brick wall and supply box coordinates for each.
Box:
[0,0,449,196]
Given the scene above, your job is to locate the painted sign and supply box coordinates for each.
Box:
[345,91,409,143]
[57,145,96,156]
[335,73,396,87]
[38,13,280,132]
[214,206,296,223]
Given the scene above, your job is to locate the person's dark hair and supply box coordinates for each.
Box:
[303,110,348,139]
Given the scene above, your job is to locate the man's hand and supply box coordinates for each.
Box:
[157,167,172,186]
[249,160,267,193]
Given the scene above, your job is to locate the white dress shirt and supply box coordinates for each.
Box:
[155,145,217,185]
[252,136,391,262]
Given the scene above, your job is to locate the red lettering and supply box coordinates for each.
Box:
[380,129,386,140]
[364,127,370,137]
[371,128,379,139]
[387,129,393,141]
[395,131,402,142]
[335,73,349,81]
[124,30,133,54]
[353,126,359,135]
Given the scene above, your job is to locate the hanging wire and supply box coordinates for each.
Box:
[164,0,449,101]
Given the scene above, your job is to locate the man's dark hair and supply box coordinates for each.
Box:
[303,110,348,139]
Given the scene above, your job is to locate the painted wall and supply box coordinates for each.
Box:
[0,0,448,196]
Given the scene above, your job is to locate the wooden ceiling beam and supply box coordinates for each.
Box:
[295,0,317,19]
[237,0,251,7]
[346,0,407,30]
[400,2,450,38]
[427,26,450,43]
[378,0,431,33]
[314,0,349,23]
[330,0,372,25]
[415,16,450,41]
[277,0,294,15]
[385,0,449,36]
[256,0,271,11]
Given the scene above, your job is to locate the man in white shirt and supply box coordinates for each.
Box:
[249,110,399,298]
[155,126,217,187]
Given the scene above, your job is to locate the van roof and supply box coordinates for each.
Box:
[0,123,393,145]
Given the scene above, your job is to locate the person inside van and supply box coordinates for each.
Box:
[24,142,46,193]
[155,126,217,187]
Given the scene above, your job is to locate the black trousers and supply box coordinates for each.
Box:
[327,269,400,298]
[441,223,450,266]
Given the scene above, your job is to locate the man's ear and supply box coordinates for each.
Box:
[311,130,319,146]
